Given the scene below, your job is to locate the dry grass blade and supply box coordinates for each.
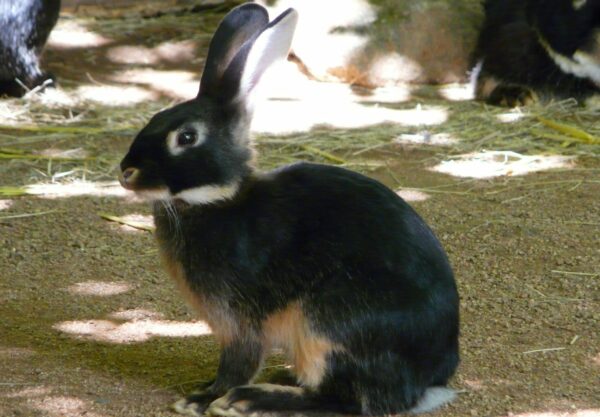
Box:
[98,212,155,232]
[0,186,29,197]
[298,144,347,165]
[536,116,600,144]
[0,210,59,220]
[522,347,566,354]
[0,150,95,162]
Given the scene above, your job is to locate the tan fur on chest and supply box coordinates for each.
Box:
[262,302,341,388]
[159,248,237,345]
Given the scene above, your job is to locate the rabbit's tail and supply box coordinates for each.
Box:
[409,387,457,414]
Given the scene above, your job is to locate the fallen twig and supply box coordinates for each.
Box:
[98,212,155,232]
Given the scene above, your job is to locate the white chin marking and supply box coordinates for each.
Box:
[175,183,239,205]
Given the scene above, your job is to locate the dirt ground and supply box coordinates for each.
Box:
[1,7,599,417]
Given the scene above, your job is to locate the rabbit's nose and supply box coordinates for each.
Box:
[120,167,139,189]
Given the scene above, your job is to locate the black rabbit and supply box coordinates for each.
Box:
[0,0,60,97]
[473,0,600,106]
[119,3,459,416]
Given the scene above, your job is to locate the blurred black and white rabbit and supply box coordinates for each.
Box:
[473,0,600,106]
[0,0,60,97]
[119,3,459,416]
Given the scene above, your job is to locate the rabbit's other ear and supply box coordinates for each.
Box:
[200,6,298,110]
[199,3,269,99]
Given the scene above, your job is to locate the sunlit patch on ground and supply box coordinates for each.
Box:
[67,281,132,296]
[108,309,164,321]
[261,62,412,104]
[253,100,447,134]
[111,69,198,99]
[431,151,575,179]
[396,189,430,202]
[31,395,106,417]
[48,20,113,49]
[250,64,443,134]
[4,386,52,399]
[439,83,475,101]
[497,110,527,123]
[394,132,458,146]
[507,410,600,417]
[25,181,128,199]
[38,148,88,159]
[76,85,158,105]
[106,40,197,65]
[0,199,13,211]
[54,318,212,343]
[369,53,422,85]
[593,352,600,366]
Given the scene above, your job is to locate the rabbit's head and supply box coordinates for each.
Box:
[119,4,298,204]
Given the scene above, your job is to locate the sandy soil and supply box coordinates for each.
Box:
[1,7,599,417]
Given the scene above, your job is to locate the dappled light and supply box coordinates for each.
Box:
[76,85,158,105]
[508,411,600,417]
[38,147,88,159]
[48,20,113,49]
[497,110,527,123]
[108,309,164,321]
[106,40,197,65]
[1,5,598,417]
[4,385,52,399]
[394,132,458,146]
[396,189,430,202]
[54,318,212,344]
[31,395,106,417]
[0,199,13,211]
[369,53,423,85]
[67,281,132,296]
[431,151,575,179]
[25,181,127,199]
[111,69,198,99]
[252,101,447,134]
[439,83,475,101]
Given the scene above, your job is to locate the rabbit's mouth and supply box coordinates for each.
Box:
[119,167,171,201]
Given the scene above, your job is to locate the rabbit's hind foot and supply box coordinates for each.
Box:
[206,384,305,417]
[173,391,219,417]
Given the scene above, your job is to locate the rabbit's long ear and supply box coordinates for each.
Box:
[200,7,298,109]
[198,3,269,98]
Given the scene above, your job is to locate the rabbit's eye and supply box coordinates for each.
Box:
[177,131,197,146]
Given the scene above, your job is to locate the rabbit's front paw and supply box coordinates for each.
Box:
[488,85,537,107]
[173,391,218,417]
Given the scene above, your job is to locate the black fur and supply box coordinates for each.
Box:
[473,0,600,106]
[120,4,459,416]
[0,0,60,97]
